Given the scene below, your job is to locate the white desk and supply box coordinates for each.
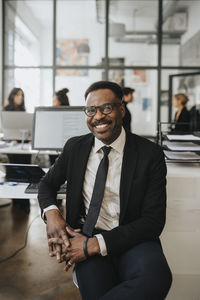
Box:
[0,167,65,200]
[161,162,200,299]
[0,142,59,155]
[0,182,37,199]
[167,162,200,178]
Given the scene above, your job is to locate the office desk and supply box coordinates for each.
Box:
[0,182,65,200]
[167,162,200,178]
[0,143,59,155]
[0,167,65,200]
[161,162,200,299]
[0,182,37,199]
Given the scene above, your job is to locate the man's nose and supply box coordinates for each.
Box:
[94,107,105,120]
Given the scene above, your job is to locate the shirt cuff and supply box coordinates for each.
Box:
[95,234,107,256]
[42,205,59,221]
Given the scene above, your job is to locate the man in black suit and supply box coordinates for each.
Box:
[38,81,172,300]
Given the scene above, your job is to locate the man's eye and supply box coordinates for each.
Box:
[87,107,95,113]
[103,105,112,111]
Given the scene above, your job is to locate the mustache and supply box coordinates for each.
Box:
[91,120,112,127]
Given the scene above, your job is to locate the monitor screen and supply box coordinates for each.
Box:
[33,106,90,150]
[1,111,33,141]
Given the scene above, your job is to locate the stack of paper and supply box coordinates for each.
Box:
[166,134,200,141]
[164,150,200,160]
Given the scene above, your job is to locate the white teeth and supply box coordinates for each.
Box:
[96,124,108,128]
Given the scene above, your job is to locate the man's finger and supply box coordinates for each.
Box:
[56,244,62,263]
[48,237,64,245]
[48,243,54,257]
[66,225,77,237]
[60,230,70,248]
[74,228,81,233]
[64,260,73,272]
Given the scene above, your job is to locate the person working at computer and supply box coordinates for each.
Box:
[4,87,31,214]
[122,87,135,132]
[53,88,70,107]
[38,81,172,300]
[172,93,190,132]
[49,88,70,166]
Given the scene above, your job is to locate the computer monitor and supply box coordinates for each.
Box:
[33,106,90,150]
[1,111,33,141]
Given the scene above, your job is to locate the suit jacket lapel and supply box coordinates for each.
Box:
[119,132,138,223]
[74,133,94,193]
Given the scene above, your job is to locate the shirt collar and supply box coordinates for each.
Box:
[94,127,126,154]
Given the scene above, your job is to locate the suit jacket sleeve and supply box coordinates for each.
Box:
[101,146,167,256]
[37,140,71,213]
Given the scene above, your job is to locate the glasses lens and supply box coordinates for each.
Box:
[85,106,96,116]
[101,104,113,114]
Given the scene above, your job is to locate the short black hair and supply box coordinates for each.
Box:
[122,87,135,95]
[85,81,123,101]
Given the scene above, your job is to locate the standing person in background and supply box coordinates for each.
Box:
[172,93,190,132]
[122,87,135,132]
[49,88,70,166]
[4,88,31,214]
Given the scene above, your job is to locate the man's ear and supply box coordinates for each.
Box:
[121,102,126,118]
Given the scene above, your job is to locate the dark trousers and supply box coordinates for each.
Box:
[76,241,172,300]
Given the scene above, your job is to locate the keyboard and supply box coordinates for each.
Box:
[25,182,66,194]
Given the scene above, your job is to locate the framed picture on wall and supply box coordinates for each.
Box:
[56,38,89,76]
[132,69,147,84]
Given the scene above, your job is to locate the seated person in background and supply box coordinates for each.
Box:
[53,88,70,107]
[122,87,135,132]
[49,88,70,166]
[172,93,190,132]
[38,81,172,300]
[4,87,25,111]
[4,87,31,214]
[50,88,70,208]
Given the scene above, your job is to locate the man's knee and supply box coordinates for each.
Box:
[118,242,173,297]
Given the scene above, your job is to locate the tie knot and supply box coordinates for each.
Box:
[102,146,112,156]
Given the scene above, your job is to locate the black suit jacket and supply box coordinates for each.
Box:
[174,107,190,132]
[38,131,167,256]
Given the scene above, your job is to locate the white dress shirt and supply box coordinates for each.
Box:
[44,128,126,256]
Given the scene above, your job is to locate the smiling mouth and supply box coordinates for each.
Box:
[95,124,109,129]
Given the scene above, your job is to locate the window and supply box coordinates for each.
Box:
[3,0,200,136]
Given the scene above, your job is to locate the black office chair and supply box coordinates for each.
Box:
[190,105,200,131]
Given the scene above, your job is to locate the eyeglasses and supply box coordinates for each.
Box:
[84,102,122,117]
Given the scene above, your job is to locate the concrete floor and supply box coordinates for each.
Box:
[0,200,81,300]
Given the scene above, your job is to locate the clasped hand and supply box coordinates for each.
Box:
[48,224,87,271]
[46,210,100,271]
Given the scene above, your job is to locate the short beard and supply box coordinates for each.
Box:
[96,126,122,145]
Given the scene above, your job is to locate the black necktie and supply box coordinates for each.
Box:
[82,146,112,237]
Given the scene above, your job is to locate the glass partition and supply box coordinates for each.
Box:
[55,69,104,106]
[160,69,200,122]
[109,0,158,66]
[109,69,158,136]
[162,0,200,66]
[4,0,53,66]
[56,0,105,67]
[4,69,53,112]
